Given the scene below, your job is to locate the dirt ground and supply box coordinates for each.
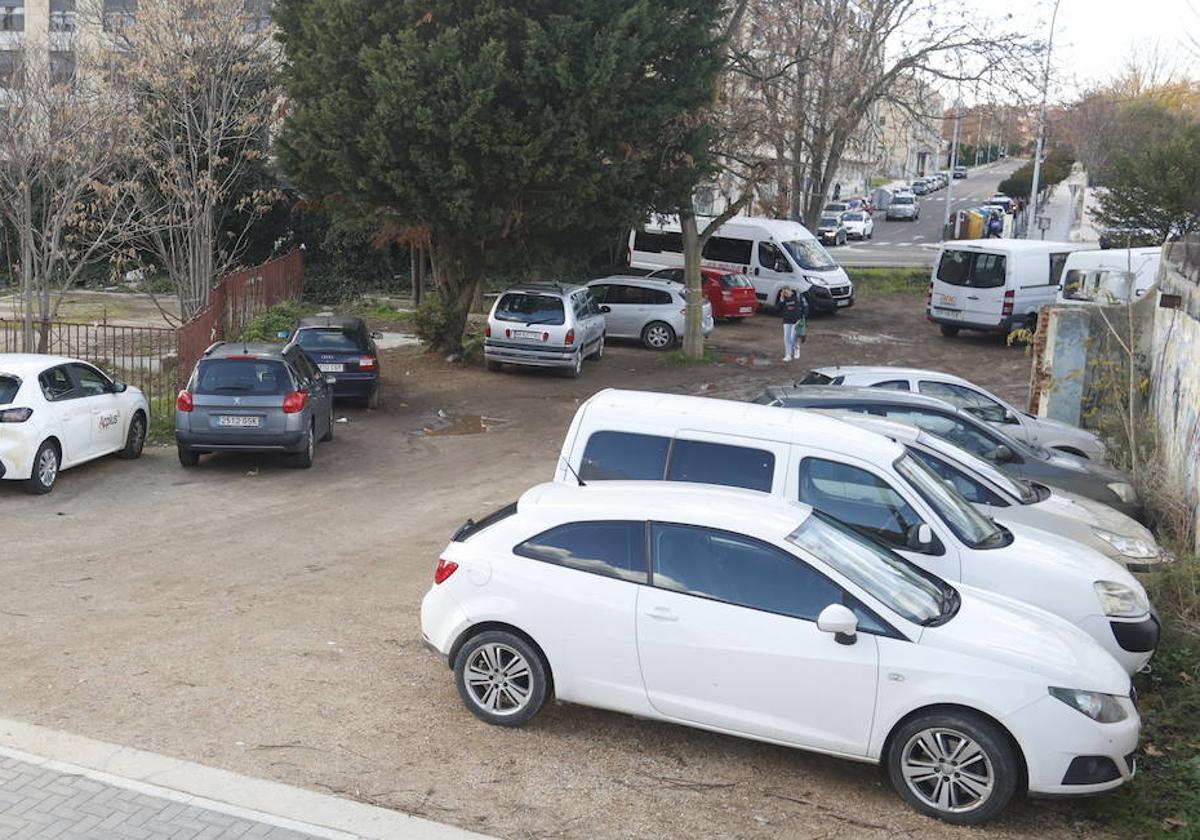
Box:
[3,293,1110,840]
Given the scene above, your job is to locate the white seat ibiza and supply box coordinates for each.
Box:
[422,482,1139,825]
[0,354,149,494]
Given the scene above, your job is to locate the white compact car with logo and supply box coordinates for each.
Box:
[0,354,149,494]
[421,482,1139,825]
[628,216,854,314]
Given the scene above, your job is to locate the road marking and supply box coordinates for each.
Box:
[895,243,912,248]
[876,241,892,246]
[912,235,925,240]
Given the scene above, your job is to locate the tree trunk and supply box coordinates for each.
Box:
[429,245,479,355]
[680,208,705,359]
[20,184,34,352]
[411,246,423,307]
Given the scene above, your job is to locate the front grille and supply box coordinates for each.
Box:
[832,286,850,297]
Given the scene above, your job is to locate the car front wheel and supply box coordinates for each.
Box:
[886,711,1019,825]
[24,440,60,494]
[117,412,146,459]
[453,630,549,727]
[642,321,676,351]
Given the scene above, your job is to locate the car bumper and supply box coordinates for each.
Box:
[713,302,758,319]
[1077,613,1158,675]
[0,428,39,480]
[485,340,578,368]
[420,584,471,668]
[330,373,379,397]
[176,429,307,454]
[927,309,1023,333]
[1008,693,1139,796]
[809,289,855,313]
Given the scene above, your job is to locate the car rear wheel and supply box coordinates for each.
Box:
[177,445,199,467]
[24,440,59,495]
[485,359,503,372]
[588,335,604,361]
[940,324,960,337]
[562,350,583,378]
[367,386,381,410]
[887,711,1019,825]
[453,630,549,727]
[117,412,146,460]
[291,422,315,469]
[642,321,675,351]
[320,403,334,442]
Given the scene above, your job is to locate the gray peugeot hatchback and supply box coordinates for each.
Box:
[175,342,334,468]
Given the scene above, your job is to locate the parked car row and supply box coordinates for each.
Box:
[423,372,1162,826]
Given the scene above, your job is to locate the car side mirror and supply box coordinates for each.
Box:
[816,604,858,645]
[1003,410,1020,425]
[110,380,128,394]
[600,305,612,314]
[992,444,1014,463]
[906,523,933,551]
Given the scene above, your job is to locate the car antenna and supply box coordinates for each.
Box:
[560,457,587,487]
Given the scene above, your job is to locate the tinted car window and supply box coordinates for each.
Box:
[878,408,1008,461]
[799,457,927,548]
[667,439,775,493]
[907,447,1007,507]
[517,521,647,583]
[651,523,847,623]
[718,273,753,289]
[195,359,291,396]
[296,329,367,352]
[70,363,109,396]
[703,236,753,265]
[758,241,787,271]
[39,366,75,401]
[918,381,1007,423]
[495,293,565,325]
[936,250,1007,289]
[798,370,835,385]
[634,230,683,254]
[580,431,670,480]
[870,380,910,391]
[0,375,18,404]
[609,285,672,306]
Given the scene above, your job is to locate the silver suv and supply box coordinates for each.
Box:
[484,284,606,378]
[587,276,713,350]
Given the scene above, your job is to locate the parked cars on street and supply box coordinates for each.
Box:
[816,213,848,246]
[587,276,712,350]
[953,166,968,179]
[645,266,758,320]
[287,315,382,408]
[0,354,148,494]
[797,365,1107,459]
[1098,226,1160,250]
[985,193,1014,213]
[840,210,874,240]
[483,283,605,377]
[824,411,1168,574]
[175,342,335,468]
[823,201,850,215]
[629,217,854,314]
[755,386,1143,520]
[886,194,919,221]
[422,480,1139,825]
[556,389,1157,673]
[912,180,930,195]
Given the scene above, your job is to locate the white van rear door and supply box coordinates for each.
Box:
[931,248,1008,326]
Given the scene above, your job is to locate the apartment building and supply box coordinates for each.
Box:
[876,77,945,181]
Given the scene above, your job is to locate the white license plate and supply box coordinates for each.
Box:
[217,415,261,428]
[935,308,963,320]
[837,298,852,307]
[318,363,343,373]
[739,306,754,314]
[513,329,541,340]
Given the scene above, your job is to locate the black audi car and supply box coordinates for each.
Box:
[287,315,382,407]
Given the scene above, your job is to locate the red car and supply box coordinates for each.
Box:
[646,267,758,320]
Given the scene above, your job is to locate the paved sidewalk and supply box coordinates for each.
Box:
[0,719,491,840]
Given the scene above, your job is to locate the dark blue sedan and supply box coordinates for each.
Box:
[288,315,382,408]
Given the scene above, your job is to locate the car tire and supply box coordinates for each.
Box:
[940,324,960,337]
[453,630,549,728]
[320,404,334,442]
[117,411,147,460]
[485,359,503,372]
[641,321,675,351]
[177,445,199,468]
[24,440,60,495]
[562,351,583,378]
[867,230,873,240]
[886,710,1019,825]
[367,386,381,410]
[291,422,315,469]
[588,335,604,361]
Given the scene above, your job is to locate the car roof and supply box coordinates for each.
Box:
[640,215,816,242]
[0,353,78,375]
[203,342,290,360]
[579,388,905,465]
[647,267,744,279]
[940,239,1088,254]
[500,282,587,296]
[810,364,971,384]
[296,315,367,330]
[517,480,815,539]
[589,276,679,292]
[765,384,965,413]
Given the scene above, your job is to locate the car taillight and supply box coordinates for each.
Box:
[542,332,549,342]
[0,407,32,423]
[434,558,459,584]
[358,355,378,370]
[505,328,512,338]
[282,391,309,414]
[485,325,491,337]
[176,390,193,412]
[1001,289,1015,318]
[565,329,575,345]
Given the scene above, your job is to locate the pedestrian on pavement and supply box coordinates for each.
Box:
[779,287,809,361]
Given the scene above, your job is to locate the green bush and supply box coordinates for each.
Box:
[411,294,456,349]
[233,300,317,343]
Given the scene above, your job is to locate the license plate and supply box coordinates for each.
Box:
[837,298,852,307]
[318,363,343,373]
[935,307,963,320]
[739,306,753,313]
[217,415,261,428]
[513,329,541,340]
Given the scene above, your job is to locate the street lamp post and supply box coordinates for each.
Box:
[1025,0,1063,239]
[942,100,962,240]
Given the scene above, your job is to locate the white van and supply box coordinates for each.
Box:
[1056,247,1161,306]
[928,240,1095,336]
[628,216,854,314]
[554,389,1157,675]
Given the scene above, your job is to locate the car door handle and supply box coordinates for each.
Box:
[966,295,980,300]
[644,607,678,622]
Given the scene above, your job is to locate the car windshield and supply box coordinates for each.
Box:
[195,359,290,395]
[295,328,366,353]
[495,293,566,325]
[781,238,837,271]
[894,453,1004,548]
[787,510,949,626]
[718,273,753,289]
[919,434,1038,504]
[892,196,913,205]
[843,212,863,221]
[820,217,839,226]
[0,375,19,404]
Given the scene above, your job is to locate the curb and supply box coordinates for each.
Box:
[0,717,495,840]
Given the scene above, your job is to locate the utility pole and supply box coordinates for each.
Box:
[1026,0,1062,239]
[942,100,961,240]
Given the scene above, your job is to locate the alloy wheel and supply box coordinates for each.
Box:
[645,324,672,349]
[900,727,995,814]
[463,642,533,717]
[37,447,58,488]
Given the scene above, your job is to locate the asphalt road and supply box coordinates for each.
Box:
[836,158,1024,268]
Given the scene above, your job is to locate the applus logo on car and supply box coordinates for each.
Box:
[98,412,120,430]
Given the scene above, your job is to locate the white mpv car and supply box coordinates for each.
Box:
[421,482,1138,825]
[0,354,149,494]
[555,389,1157,674]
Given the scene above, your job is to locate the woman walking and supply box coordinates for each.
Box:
[779,287,809,361]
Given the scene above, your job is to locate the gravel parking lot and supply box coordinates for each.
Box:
[2,292,1109,839]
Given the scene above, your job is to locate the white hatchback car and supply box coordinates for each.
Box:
[421,482,1138,825]
[840,210,874,240]
[800,365,1107,460]
[587,276,713,350]
[0,354,149,494]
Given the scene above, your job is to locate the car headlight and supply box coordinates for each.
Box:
[1048,687,1128,723]
[805,275,828,287]
[1107,482,1138,504]
[1093,528,1159,560]
[1094,580,1149,617]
